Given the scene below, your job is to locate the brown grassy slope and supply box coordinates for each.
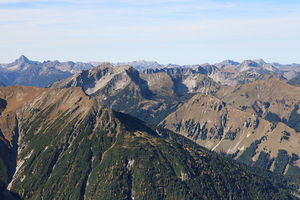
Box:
[161,94,300,170]
[216,78,300,122]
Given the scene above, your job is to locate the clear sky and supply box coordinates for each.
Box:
[0,0,299,64]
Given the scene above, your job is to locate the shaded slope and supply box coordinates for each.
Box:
[288,77,300,86]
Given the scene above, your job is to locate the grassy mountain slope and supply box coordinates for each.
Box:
[216,79,300,132]
[161,94,300,179]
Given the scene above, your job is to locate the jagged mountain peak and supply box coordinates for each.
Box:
[2,55,35,71]
[50,62,141,98]
[16,55,30,63]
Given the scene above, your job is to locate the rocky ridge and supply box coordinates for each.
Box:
[51,63,220,124]
[216,79,300,132]
[160,94,300,178]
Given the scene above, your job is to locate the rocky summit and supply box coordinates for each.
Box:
[50,63,220,124]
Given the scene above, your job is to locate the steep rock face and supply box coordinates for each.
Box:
[161,94,300,178]
[288,77,300,86]
[50,63,136,99]
[216,79,300,132]
[51,63,220,124]
[0,86,295,199]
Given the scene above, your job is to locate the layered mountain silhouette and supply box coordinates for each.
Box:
[1,56,300,199]
[1,56,299,87]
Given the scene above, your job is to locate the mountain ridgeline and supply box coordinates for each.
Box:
[50,63,300,182]
[0,86,296,199]
[161,93,300,178]
[1,56,300,199]
[50,63,220,124]
[0,55,94,87]
[1,56,300,87]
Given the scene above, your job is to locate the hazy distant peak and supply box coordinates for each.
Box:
[220,60,239,65]
[17,55,30,63]
[115,60,163,70]
[252,58,266,65]
[240,60,259,66]
[215,60,239,69]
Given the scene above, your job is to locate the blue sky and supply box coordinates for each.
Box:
[0,0,299,64]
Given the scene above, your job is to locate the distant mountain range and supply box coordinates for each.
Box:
[0,55,94,87]
[0,56,299,87]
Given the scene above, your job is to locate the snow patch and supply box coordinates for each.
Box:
[127,159,135,170]
[21,175,26,182]
[24,150,34,159]
[179,171,189,181]
[212,136,224,151]
[7,159,24,190]
[44,146,49,152]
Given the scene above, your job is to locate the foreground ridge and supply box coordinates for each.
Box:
[0,86,297,199]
